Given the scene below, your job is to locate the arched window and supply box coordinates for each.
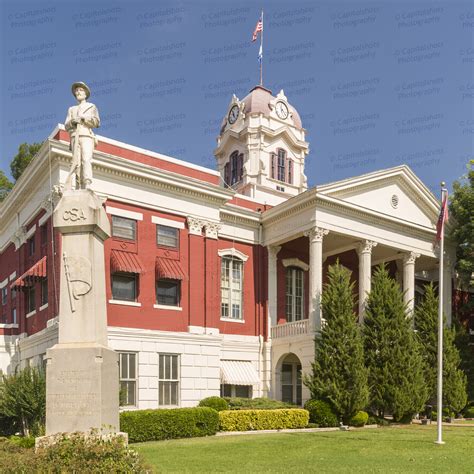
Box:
[224,151,243,187]
[270,148,293,185]
[286,267,304,322]
[221,256,243,320]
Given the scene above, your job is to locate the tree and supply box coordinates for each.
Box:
[10,142,42,182]
[0,366,46,436]
[363,264,427,420]
[0,170,13,202]
[415,283,467,414]
[304,262,368,422]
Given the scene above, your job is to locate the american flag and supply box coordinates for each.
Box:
[252,16,263,42]
[436,191,449,241]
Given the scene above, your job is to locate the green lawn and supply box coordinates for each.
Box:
[135,425,474,473]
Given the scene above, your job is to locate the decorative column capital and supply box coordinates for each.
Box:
[357,240,378,255]
[402,251,420,266]
[204,221,221,239]
[268,245,281,260]
[305,227,329,243]
[11,226,28,250]
[187,216,206,236]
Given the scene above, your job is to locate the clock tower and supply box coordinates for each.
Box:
[214,85,309,205]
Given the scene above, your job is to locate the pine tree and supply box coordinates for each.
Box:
[415,283,467,414]
[363,264,427,421]
[304,262,368,422]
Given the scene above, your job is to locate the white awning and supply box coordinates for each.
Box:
[221,360,260,386]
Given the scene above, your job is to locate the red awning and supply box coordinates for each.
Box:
[111,250,144,274]
[12,256,47,288]
[156,258,187,280]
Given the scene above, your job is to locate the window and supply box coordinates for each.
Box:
[112,273,137,301]
[270,149,293,185]
[221,257,243,319]
[159,354,179,406]
[41,278,48,306]
[156,280,180,306]
[11,308,17,325]
[112,216,136,241]
[224,151,243,187]
[28,237,35,256]
[286,267,304,322]
[119,352,137,407]
[221,384,252,398]
[157,225,179,248]
[1,287,6,306]
[40,224,48,247]
[281,362,302,405]
[26,285,35,313]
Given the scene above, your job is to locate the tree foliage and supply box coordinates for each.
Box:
[0,170,13,202]
[0,366,46,436]
[415,283,467,413]
[10,142,42,182]
[304,262,368,422]
[449,159,474,290]
[363,264,427,420]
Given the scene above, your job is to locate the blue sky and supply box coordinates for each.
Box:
[1,0,473,194]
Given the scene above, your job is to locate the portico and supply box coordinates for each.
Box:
[263,165,454,404]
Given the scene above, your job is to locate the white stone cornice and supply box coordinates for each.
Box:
[305,227,329,243]
[282,258,309,271]
[402,251,420,265]
[204,221,221,239]
[357,240,378,255]
[187,216,206,236]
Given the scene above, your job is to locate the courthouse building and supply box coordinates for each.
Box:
[0,85,457,407]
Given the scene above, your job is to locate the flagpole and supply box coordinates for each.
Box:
[435,182,446,445]
[260,9,264,86]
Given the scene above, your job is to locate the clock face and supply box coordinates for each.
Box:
[276,101,289,119]
[228,105,239,124]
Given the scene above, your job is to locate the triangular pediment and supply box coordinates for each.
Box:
[318,166,439,228]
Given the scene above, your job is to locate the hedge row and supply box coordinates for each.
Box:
[224,397,297,410]
[120,407,219,443]
[219,409,309,431]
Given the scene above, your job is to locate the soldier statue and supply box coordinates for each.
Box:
[64,82,100,190]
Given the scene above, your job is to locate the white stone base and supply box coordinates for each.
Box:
[45,343,119,435]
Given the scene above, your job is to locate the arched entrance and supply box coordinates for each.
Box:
[276,353,302,405]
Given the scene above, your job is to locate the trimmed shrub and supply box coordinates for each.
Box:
[304,400,339,427]
[349,411,369,427]
[198,396,229,412]
[367,415,390,426]
[219,409,309,431]
[224,397,297,410]
[120,407,219,443]
[463,406,474,418]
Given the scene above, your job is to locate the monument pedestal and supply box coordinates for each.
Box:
[46,343,119,434]
[43,189,120,437]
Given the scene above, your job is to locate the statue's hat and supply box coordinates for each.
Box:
[71,82,91,99]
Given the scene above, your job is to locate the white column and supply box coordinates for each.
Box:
[305,227,329,333]
[443,255,454,327]
[267,245,281,337]
[402,251,420,316]
[357,240,378,323]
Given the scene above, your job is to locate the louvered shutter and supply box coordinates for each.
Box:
[238,154,243,182]
[271,153,277,179]
[224,162,230,186]
[287,158,293,184]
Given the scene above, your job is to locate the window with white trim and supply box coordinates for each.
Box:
[119,352,137,407]
[270,148,293,185]
[221,257,243,320]
[1,287,6,306]
[112,216,136,241]
[286,267,304,322]
[156,280,180,306]
[159,354,179,406]
[26,285,35,313]
[157,225,179,248]
[41,278,48,306]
